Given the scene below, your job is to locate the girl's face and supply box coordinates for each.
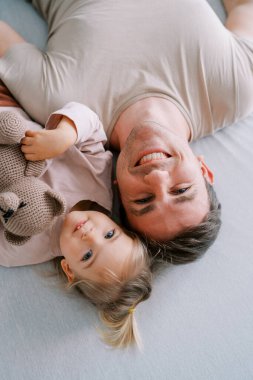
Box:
[60,211,135,283]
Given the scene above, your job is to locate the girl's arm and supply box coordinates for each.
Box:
[21,115,77,161]
[21,102,106,161]
[46,102,107,153]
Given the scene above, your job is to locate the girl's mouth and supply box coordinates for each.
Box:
[74,220,87,232]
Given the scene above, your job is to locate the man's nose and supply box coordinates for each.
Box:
[144,169,170,193]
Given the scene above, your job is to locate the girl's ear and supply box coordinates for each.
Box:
[197,155,214,185]
[61,259,75,283]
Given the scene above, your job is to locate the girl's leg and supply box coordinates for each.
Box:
[0,80,42,133]
[0,80,20,108]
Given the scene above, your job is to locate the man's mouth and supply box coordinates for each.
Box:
[136,152,170,166]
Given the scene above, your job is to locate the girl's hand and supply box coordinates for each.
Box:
[20,116,77,161]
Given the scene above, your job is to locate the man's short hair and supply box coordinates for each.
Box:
[119,179,222,270]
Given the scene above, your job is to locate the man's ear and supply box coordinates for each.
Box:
[197,155,214,185]
[61,259,75,283]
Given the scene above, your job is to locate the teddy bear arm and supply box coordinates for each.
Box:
[25,160,46,177]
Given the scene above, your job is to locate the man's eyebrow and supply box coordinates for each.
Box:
[129,189,198,217]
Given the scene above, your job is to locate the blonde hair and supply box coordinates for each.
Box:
[55,232,152,348]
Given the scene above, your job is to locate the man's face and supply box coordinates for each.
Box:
[116,124,214,240]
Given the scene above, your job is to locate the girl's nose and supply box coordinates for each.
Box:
[81,226,94,240]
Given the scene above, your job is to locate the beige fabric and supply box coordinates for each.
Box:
[0,0,252,141]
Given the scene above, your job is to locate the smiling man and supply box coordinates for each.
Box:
[0,0,252,261]
[111,97,219,262]
[114,118,214,240]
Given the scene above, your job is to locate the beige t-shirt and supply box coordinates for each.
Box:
[0,0,252,141]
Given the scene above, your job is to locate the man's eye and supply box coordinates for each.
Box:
[134,196,153,204]
[104,229,115,239]
[173,187,191,195]
[82,249,93,261]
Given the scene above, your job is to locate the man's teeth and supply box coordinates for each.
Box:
[139,152,168,165]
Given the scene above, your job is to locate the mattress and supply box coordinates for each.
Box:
[0,1,252,379]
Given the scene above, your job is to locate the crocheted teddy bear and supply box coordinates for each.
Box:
[0,111,66,245]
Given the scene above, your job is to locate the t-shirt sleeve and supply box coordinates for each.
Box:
[45,102,107,154]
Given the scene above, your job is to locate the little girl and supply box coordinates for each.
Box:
[0,83,152,348]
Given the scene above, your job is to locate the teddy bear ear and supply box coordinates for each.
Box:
[4,231,31,246]
[45,189,67,217]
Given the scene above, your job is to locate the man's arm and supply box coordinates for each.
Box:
[0,21,25,57]
[223,0,253,39]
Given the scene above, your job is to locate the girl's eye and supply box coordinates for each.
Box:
[82,249,93,261]
[104,229,115,239]
[134,196,153,204]
[173,187,191,195]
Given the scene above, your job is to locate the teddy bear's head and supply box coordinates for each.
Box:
[0,111,66,245]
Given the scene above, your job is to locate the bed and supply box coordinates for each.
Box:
[0,1,253,379]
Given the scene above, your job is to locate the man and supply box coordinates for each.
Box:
[0,0,252,261]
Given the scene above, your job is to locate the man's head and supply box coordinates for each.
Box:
[144,179,222,267]
[116,122,214,240]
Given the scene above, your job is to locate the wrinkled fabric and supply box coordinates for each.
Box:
[0,0,252,142]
